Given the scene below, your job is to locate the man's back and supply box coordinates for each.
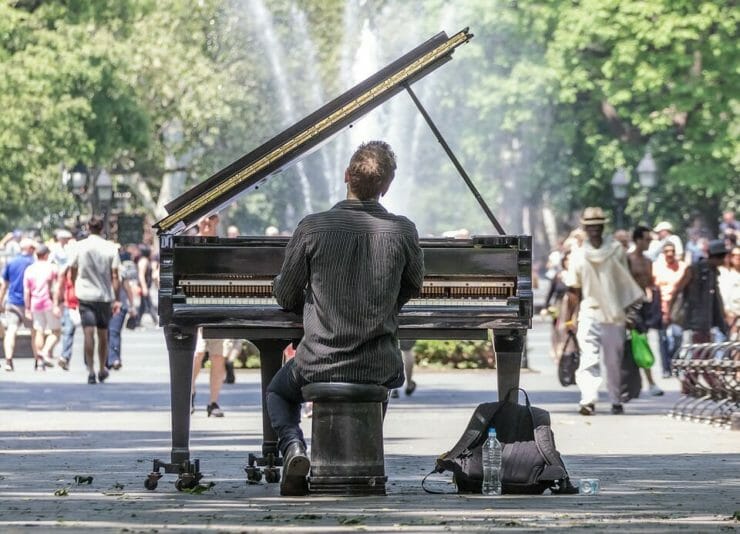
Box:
[274,199,424,384]
[2,253,35,306]
[70,234,119,302]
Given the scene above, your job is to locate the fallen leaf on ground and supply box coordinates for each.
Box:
[182,482,216,495]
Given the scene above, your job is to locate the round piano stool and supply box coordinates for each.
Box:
[301,382,388,495]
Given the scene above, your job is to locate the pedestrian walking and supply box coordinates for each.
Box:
[563,207,644,416]
[653,242,687,376]
[718,246,739,336]
[626,226,663,396]
[67,216,121,384]
[55,266,79,370]
[22,244,61,370]
[673,239,730,343]
[107,250,138,371]
[647,221,684,262]
[190,213,234,417]
[0,238,37,371]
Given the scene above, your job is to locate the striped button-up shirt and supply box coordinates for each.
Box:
[273,199,424,385]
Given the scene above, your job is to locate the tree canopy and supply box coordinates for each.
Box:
[1,0,736,242]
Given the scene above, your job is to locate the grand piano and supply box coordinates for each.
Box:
[147,28,532,490]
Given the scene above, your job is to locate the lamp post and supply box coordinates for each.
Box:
[611,167,630,230]
[95,169,114,238]
[637,150,657,223]
[62,162,90,233]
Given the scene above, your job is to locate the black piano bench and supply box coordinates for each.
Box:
[301,382,388,495]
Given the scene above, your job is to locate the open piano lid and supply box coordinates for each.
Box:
[155,28,473,235]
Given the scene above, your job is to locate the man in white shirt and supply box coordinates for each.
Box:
[67,216,120,384]
[647,221,684,261]
[563,207,643,416]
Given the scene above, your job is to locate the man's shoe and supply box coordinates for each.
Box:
[611,403,624,415]
[3,359,14,372]
[390,389,399,399]
[578,403,595,416]
[649,384,664,396]
[111,360,122,370]
[87,373,97,384]
[207,402,224,417]
[405,380,417,396]
[39,352,55,367]
[98,369,110,383]
[57,357,69,371]
[662,371,671,379]
[280,441,310,496]
[224,360,235,384]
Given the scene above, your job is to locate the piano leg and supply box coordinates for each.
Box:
[145,326,202,491]
[494,329,526,401]
[244,339,289,484]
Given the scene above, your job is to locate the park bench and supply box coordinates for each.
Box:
[668,341,739,429]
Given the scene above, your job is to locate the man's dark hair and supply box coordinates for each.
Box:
[88,215,104,235]
[632,225,651,242]
[346,141,397,200]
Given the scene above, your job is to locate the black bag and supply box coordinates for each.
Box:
[620,336,642,402]
[557,331,579,387]
[423,388,578,495]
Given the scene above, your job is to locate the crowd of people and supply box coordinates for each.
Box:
[4,198,737,425]
[0,217,160,381]
[542,208,739,415]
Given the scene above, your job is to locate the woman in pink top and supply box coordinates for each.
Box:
[653,242,687,378]
[23,245,60,369]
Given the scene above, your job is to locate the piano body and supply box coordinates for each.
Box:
[148,28,532,490]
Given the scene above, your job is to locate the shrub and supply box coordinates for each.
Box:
[413,339,494,369]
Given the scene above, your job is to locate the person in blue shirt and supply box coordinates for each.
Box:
[0,238,37,371]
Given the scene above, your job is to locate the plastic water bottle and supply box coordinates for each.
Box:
[481,427,502,496]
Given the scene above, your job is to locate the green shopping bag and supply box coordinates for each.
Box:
[630,330,655,369]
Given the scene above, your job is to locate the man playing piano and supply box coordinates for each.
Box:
[267,140,425,495]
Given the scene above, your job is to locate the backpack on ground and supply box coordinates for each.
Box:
[422,387,578,495]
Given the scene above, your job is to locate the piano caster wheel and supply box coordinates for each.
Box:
[245,466,263,484]
[144,473,162,491]
[264,467,280,484]
[175,474,200,492]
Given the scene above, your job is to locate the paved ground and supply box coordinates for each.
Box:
[0,320,738,533]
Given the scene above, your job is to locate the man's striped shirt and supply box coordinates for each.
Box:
[273,199,424,385]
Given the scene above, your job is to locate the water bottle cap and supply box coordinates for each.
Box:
[488,427,496,436]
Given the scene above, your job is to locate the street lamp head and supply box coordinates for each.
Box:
[95,169,114,206]
[69,161,89,196]
[637,151,657,189]
[611,167,630,200]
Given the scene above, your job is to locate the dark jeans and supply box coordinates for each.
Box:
[658,324,682,374]
[61,307,76,361]
[266,359,403,456]
[107,306,127,367]
[137,294,156,326]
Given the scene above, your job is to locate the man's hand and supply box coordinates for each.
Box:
[111,300,122,315]
[52,304,62,318]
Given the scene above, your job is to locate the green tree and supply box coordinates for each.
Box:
[547,0,739,230]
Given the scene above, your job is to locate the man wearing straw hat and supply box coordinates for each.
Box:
[563,207,644,416]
